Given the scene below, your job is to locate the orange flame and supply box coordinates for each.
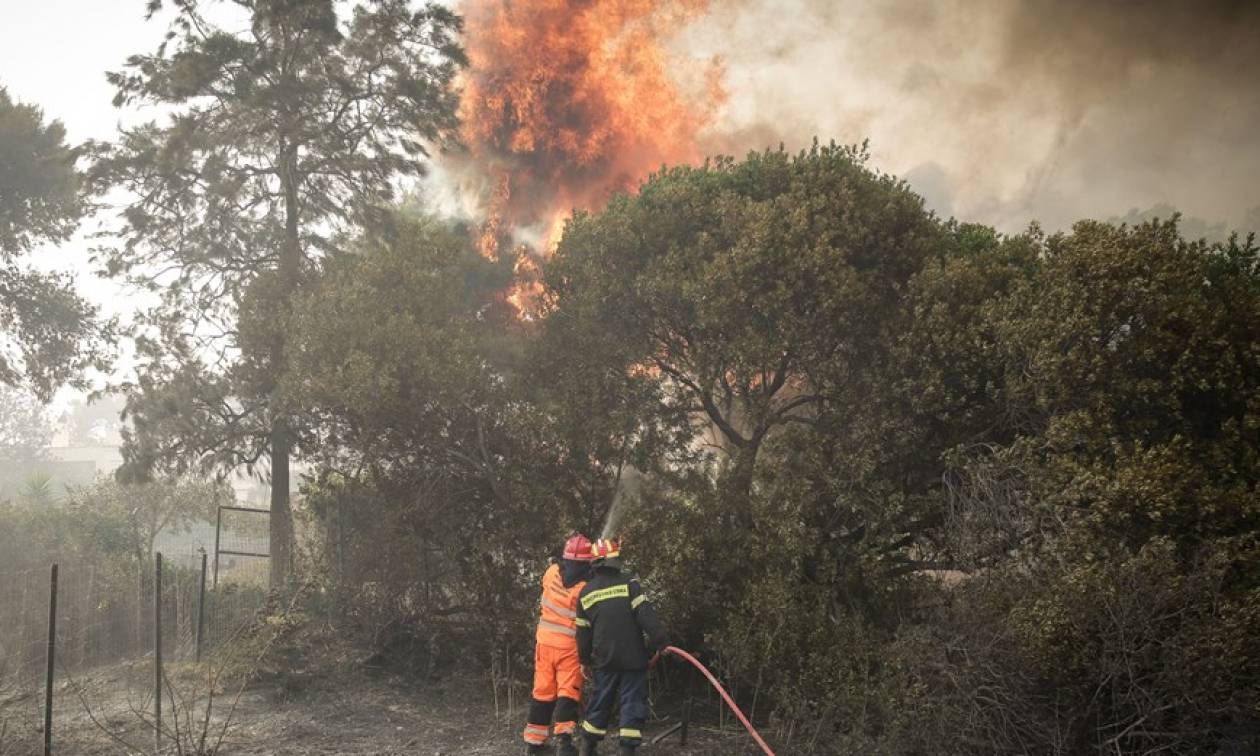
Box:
[459,0,726,316]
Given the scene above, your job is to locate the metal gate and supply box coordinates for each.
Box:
[212,504,270,589]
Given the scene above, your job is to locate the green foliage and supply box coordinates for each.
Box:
[530,148,1260,752]
[267,144,1259,752]
[93,0,465,587]
[286,210,584,662]
[17,470,55,508]
[545,143,946,494]
[993,221,1260,561]
[68,476,229,559]
[0,88,81,255]
[0,475,228,572]
[0,87,108,397]
[880,539,1260,755]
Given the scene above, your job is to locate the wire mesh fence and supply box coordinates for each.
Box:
[0,547,269,754]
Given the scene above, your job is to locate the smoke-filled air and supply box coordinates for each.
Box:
[1,0,1258,753]
[451,0,1260,238]
[685,0,1260,230]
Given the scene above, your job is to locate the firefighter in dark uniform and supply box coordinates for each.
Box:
[575,537,670,755]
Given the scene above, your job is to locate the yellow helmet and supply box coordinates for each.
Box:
[591,537,622,561]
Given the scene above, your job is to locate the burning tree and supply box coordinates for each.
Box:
[456,0,724,316]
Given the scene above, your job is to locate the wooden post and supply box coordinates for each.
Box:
[154,553,163,755]
[44,563,58,756]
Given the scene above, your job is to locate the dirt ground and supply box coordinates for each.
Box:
[1,639,767,755]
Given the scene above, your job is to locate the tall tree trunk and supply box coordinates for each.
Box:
[269,421,293,592]
[268,144,300,593]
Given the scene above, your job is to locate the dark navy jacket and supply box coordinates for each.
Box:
[575,565,669,671]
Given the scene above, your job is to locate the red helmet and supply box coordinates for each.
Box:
[563,533,595,562]
[591,537,622,561]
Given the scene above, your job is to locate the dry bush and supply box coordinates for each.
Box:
[883,539,1260,755]
[303,470,546,682]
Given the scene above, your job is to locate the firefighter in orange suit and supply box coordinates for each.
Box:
[523,534,595,755]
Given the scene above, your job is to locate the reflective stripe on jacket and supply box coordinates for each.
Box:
[575,566,670,671]
[536,562,587,648]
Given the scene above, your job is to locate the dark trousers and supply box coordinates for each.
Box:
[580,667,648,748]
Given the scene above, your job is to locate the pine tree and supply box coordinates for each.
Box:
[93,0,465,591]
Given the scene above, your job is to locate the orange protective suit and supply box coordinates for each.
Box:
[523,562,587,748]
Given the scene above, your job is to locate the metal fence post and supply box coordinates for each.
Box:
[44,563,58,756]
[154,552,162,755]
[82,566,96,667]
[196,551,208,663]
[212,507,222,590]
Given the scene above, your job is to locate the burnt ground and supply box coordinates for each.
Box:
[0,630,770,755]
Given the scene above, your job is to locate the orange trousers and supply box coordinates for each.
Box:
[523,642,584,745]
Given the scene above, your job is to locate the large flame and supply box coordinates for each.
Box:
[459,0,726,316]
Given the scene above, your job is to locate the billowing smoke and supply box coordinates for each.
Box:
[441,0,1259,293]
[681,0,1260,231]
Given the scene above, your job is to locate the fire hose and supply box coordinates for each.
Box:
[661,646,776,755]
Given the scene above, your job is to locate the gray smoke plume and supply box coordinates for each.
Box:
[678,0,1260,232]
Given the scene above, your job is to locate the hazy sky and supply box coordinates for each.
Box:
[1,2,167,144]
[2,1,173,401]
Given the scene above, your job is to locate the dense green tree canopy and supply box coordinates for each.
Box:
[994,220,1260,560]
[284,210,598,641]
[522,147,1260,753]
[544,143,947,497]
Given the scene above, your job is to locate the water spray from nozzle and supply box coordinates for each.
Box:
[601,465,644,541]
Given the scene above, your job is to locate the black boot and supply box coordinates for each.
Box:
[618,743,637,756]
[526,744,546,755]
[576,734,598,756]
[556,733,578,756]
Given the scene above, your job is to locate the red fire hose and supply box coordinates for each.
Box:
[662,646,776,755]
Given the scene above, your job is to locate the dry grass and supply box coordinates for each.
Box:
[0,621,761,755]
